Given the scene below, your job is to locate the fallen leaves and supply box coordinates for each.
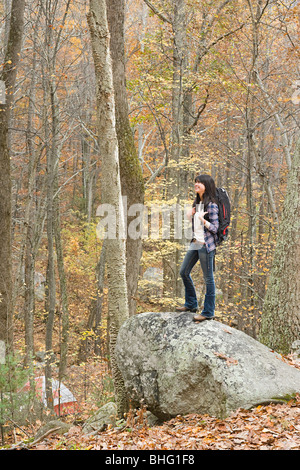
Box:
[21,397,300,451]
[4,358,300,451]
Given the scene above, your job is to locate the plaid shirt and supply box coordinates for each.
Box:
[192,201,219,252]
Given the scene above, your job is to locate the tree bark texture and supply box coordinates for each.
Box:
[163,0,188,300]
[259,138,300,354]
[106,0,145,317]
[0,0,25,347]
[87,0,130,416]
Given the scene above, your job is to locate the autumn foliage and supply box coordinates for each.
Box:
[0,0,299,450]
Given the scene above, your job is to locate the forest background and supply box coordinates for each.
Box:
[0,0,299,448]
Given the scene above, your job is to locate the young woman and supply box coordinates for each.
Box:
[176,174,219,322]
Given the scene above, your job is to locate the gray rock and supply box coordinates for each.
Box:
[138,267,163,300]
[291,340,300,357]
[34,419,71,440]
[145,410,161,427]
[83,402,117,434]
[116,312,300,420]
[34,271,46,302]
[20,269,46,302]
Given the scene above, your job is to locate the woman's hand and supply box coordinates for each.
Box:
[198,211,208,224]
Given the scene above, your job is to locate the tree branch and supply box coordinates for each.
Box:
[142,0,171,24]
[193,23,245,72]
[186,89,209,135]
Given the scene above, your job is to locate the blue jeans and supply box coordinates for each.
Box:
[179,242,216,318]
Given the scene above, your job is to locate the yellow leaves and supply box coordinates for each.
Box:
[81,329,95,340]
[69,36,83,50]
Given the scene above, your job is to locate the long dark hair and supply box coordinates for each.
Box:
[194,174,217,209]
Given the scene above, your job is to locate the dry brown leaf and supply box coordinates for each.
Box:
[214,351,238,366]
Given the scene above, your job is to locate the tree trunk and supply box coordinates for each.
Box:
[23,39,39,366]
[259,139,300,354]
[78,238,107,362]
[106,0,145,316]
[44,77,57,411]
[42,0,72,409]
[87,0,130,416]
[0,0,25,349]
[163,0,188,301]
[54,171,69,381]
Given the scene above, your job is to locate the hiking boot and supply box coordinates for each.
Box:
[175,306,198,313]
[193,314,213,322]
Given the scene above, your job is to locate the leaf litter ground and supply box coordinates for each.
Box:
[3,355,300,450]
[29,399,300,450]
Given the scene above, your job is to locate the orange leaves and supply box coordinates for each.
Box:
[69,237,80,257]
[214,351,238,366]
[9,365,300,451]
[27,401,300,450]
[80,399,300,451]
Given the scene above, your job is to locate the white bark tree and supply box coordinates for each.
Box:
[87,0,129,416]
[106,0,145,317]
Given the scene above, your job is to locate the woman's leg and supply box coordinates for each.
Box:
[198,247,216,318]
[179,244,200,310]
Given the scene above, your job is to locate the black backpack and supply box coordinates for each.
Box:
[215,187,231,245]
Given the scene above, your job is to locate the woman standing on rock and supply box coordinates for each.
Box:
[176,174,219,322]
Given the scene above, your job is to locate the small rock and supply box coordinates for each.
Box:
[34,419,71,440]
[291,340,300,357]
[82,402,117,434]
[138,267,163,301]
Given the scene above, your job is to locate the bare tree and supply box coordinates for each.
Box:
[0,0,25,349]
[87,0,129,416]
[36,0,72,409]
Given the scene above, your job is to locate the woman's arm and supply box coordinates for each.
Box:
[198,202,219,233]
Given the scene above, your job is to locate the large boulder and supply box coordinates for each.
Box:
[116,312,300,420]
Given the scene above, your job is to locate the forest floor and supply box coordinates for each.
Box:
[2,354,300,451]
[28,399,300,451]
